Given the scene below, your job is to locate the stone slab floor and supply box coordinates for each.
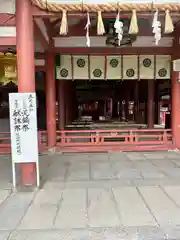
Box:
[0,152,180,239]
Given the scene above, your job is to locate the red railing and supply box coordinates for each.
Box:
[56,129,172,146]
[0,132,11,153]
[0,129,173,153]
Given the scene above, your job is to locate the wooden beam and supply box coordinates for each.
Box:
[0,37,16,45]
[53,47,172,55]
[34,20,49,50]
[0,14,15,26]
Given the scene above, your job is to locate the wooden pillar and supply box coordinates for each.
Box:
[58,81,65,130]
[155,82,160,125]
[45,52,56,147]
[65,82,70,125]
[171,71,180,147]
[148,80,154,128]
[16,0,36,185]
[134,81,139,122]
[125,91,129,121]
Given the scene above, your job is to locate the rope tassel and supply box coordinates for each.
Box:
[97,11,105,35]
[129,9,138,34]
[60,10,68,35]
[164,9,174,34]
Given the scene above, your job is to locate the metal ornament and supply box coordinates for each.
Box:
[126,68,135,77]
[110,59,119,68]
[60,68,68,78]
[143,58,151,67]
[93,69,102,78]
[77,58,86,68]
[158,68,167,77]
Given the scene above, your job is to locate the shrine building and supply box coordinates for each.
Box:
[0,0,180,184]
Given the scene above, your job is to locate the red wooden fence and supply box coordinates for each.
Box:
[39,129,173,152]
[0,129,174,153]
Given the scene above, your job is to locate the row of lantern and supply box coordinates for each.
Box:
[56,55,171,80]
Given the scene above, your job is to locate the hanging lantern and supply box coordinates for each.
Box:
[0,52,17,85]
[4,64,17,78]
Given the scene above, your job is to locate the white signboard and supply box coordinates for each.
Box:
[9,93,40,187]
[9,93,38,163]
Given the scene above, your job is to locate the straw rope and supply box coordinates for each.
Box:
[32,0,180,12]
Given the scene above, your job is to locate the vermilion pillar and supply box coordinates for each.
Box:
[16,0,36,185]
[58,81,65,130]
[171,71,180,147]
[147,80,154,128]
[65,82,70,125]
[134,81,139,122]
[45,52,56,147]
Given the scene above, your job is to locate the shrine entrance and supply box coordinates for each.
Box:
[39,54,172,153]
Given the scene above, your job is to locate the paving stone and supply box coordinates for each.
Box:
[108,152,128,161]
[33,189,63,205]
[139,186,180,226]
[113,187,156,226]
[89,153,109,161]
[65,179,133,189]
[140,169,166,179]
[115,168,142,180]
[161,168,180,178]
[112,160,134,168]
[166,153,180,159]
[161,226,180,239]
[125,152,145,161]
[88,188,120,227]
[0,231,10,240]
[150,159,177,168]
[124,226,164,240]
[55,189,87,229]
[90,161,116,180]
[144,153,166,160]
[67,161,89,181]
[19,205,57,230]
[0,193,34,230]
[89,228,127,240]
[9,229,90,240]
[163,186,180,207]
[66,153,90,162]
[45,161,68,181]
[0,190,11,205]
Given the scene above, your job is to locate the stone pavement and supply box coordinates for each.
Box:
[0,152,180,239]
